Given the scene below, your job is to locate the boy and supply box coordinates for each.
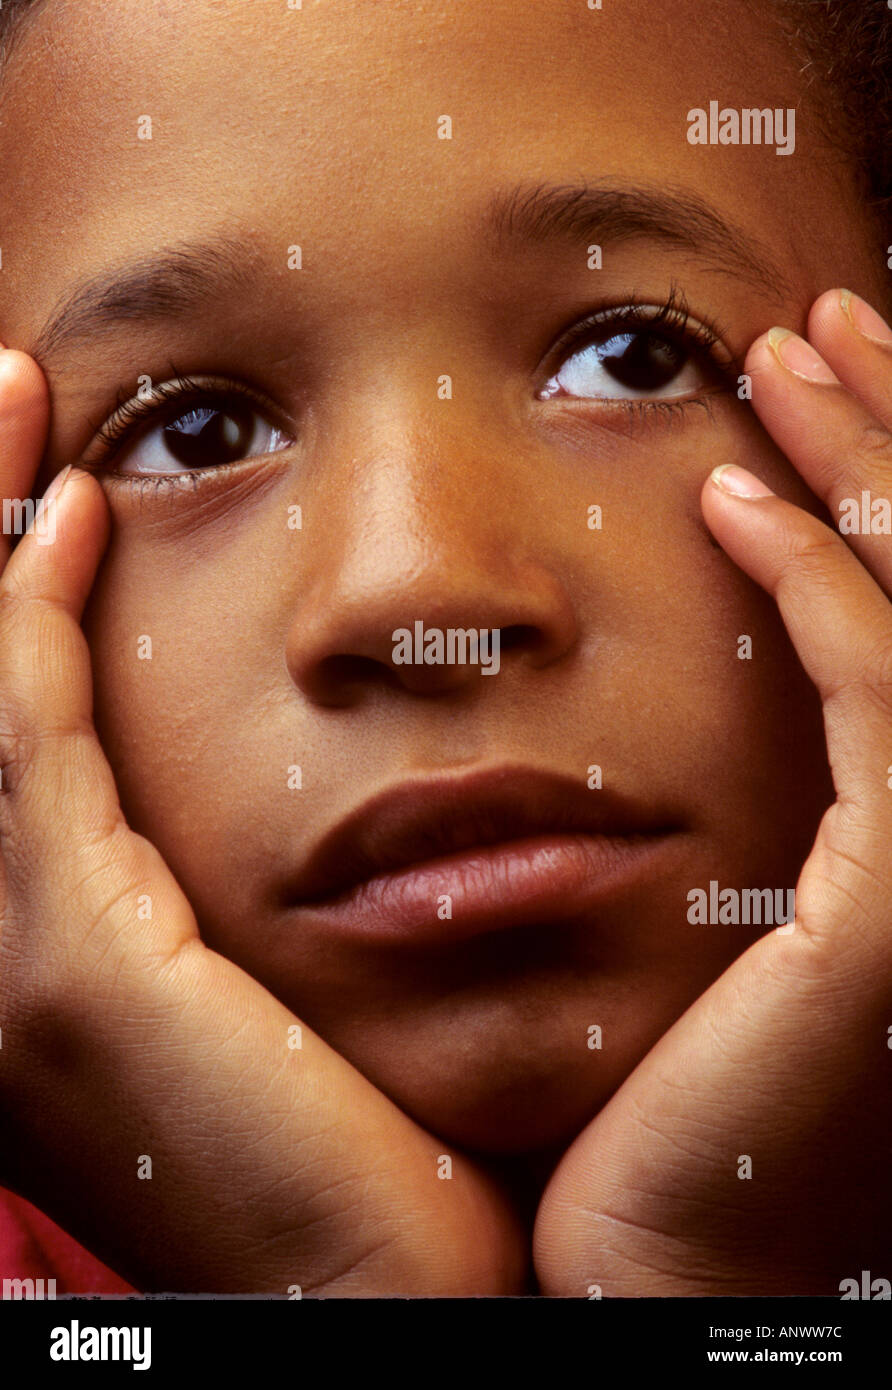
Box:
[0,0,890,1295]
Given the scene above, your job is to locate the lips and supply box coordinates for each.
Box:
[283,767,683,944]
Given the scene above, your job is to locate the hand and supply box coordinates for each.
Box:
[0,348,528,1296]
[533,289,892,1296]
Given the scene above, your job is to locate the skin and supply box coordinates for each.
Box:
[0,0,889,1292]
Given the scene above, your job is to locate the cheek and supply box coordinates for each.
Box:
[82,532,272,852]
[567,416,831,826]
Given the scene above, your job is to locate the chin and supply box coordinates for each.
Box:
[360,1043,628,1156]
[416,1088,608,1155]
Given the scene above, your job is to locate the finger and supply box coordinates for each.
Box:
[701,465,892,811]
[0,465,123,848]
[809,287,892,432]
[1,464,109,616]
[0,467,194,975]
[0,350,50,569]
[742,322,892,597]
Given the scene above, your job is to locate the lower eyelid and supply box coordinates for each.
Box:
[99,439,298,498]
[535,390,731,431]
[98,470,204,495]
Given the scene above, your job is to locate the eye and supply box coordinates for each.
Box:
[537,297,732,404]
[122,398,290,475]
[542,328,698,400]
[89,376,294,477]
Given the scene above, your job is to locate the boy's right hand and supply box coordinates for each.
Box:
[0,348,527,1295]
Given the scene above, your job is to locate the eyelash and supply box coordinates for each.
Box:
[85,365,288,495]
[541,284,740,414]
[86,288,738,493]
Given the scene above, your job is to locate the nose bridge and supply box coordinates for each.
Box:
[301,223,510,537]
[324,391,521,600]
[285,388,578,703]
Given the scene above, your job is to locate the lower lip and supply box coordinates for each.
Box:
[291,832,680,945]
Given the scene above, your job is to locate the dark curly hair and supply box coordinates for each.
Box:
[0,0,45,68]
[775,0,892,246]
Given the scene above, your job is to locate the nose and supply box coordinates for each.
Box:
[284,416,578,706]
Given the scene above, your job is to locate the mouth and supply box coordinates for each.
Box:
[283,766,684,945]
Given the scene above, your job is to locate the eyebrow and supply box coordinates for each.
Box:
[484,179,794,299]
[29,233,259,363]
[30,180,793,365]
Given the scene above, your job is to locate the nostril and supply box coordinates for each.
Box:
[498,623,545,655]
[315,653,405,694]
[329,653,401,685]
[295,618,563,705]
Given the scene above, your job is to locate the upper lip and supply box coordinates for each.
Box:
[286,766,679,905]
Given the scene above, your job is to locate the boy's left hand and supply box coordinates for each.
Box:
[534,289,892,1295]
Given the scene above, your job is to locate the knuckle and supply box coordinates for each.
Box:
[82,868,147,950]
[853,420,892,471]
[0,587,43,654]
[791,836,892,971]
[0,716,100,807]
[0,589,79,676]
[0,723,37,799]
[780,518,839,579]
[862,630,892,698]
[0,870,142,1032]
[0,586,24,631]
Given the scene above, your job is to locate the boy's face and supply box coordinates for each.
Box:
[0,0,882,1153]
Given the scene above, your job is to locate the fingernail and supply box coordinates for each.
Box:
[768,327,839,383]
[710,464,775,498]
[42,464,72,507]
[840,289,892,345]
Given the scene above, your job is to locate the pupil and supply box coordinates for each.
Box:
[163,404,253,467]
[599,332,685,390]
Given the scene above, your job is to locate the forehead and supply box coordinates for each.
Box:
[0,0,863,342]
